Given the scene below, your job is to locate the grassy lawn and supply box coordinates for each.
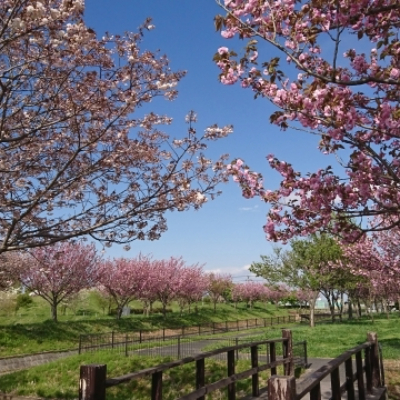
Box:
[0,351,275,400]
[0,293,289,357]
[0,315,399,399]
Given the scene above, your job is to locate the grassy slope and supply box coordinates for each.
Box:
[0,295,288,357]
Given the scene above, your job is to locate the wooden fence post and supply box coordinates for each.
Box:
[268,376,296,400]
[196,358,205,400]
[282,329,293,376]
[79,364,106,400]
[355,351,366,400]
[251,345,259,397]
[227,349,235,400]
[270,342,277,375]
[151,371,163,400]
[367,332,382,388]
[345,357,355,400]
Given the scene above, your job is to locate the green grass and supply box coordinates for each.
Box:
[0,351,273,400]
[0,316,399,399]
[242,314,400,359]
[0,293,289,357]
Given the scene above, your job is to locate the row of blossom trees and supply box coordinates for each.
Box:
[1,241,298,321]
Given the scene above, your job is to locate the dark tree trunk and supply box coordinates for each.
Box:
[325,295,335,323]
[309,292,319,328]
[51,299,58,322]
[348,298,353,320]
[357,299,362,318]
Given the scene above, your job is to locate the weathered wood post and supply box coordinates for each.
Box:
[367,332,382,388]
[151,371,163,400]
[282,329,293,376]
[355,350,366,400]
[79,364,106,400]
[270,341,277,375]
[268,376,296,400]
[196,358,205,400]
[345,357,355,400]
[227,349,235,400]
[251,344,259,396]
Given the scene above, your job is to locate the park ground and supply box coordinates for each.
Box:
[0,294,399,399]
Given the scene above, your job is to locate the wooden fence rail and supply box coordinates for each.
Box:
[268,332,386,400]
[79,329,294,400]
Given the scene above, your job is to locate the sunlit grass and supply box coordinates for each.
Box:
[0,294,289,357]
[0,351,279,400]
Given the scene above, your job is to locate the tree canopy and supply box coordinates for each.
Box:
[215,0,400,242]
[0,0,232,253]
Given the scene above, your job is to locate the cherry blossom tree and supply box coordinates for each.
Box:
[176,265,208,314]
[232,281,269,308]
[0,0,233,254]
[18,241,98,322]
[149,257,188,318]
[0,252,21,290]
[341,221,400,318]
[97,255,152,319]
[215,0,400,242]
[207,273,233,311]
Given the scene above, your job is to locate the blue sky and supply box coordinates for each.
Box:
[84,0,332,281]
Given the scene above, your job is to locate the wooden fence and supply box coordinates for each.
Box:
[79,330,386,400]
[79,329,295,400]
[78,315,298,354]
[268,332,386,400]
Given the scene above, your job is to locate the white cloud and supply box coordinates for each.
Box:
[239,205,259,212]
[205,264,265,283]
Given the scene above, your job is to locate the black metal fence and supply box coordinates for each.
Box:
[78,315,298,354]
[90,333,308,370]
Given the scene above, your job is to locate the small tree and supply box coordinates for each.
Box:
[176,265,208,314]
[19,241,99,322]
[232,282,269,309]
[150,257,187,318]
[97,255,152,319]
[207,273,232,311]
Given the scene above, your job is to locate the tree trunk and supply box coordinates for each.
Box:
[367,296,374,323]
[357,299,362,318]
[382,300,390,319]
[143,300,150,317]
[51,299,58,322]
[162,302,167,318]
[348,298,353,320]
[309,291,319,328]
[325,295,335,323]
[336,292,344,322]
[116,306,123,320]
